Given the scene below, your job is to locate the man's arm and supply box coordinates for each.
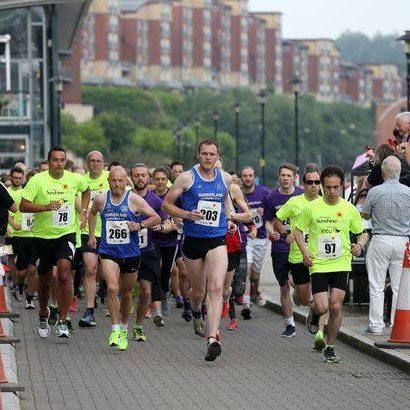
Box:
[128,194,161,231]
[79,187,91,230]
[361,190,373,220]
[294,227,312,267]
[87,193,104,249]
[230,184,252,223]
[0,184,17,213]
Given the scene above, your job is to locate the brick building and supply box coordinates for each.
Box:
[338,62,373,106]
[282,39,308,94]
[364,63,403,101]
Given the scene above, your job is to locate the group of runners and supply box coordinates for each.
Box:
[2,139,367,363]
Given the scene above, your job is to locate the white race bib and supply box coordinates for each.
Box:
[251,209,263,229]
[90,189,105,203]
[21,213,34,231]
[106,221,130,244]
[138,228,148,249]
[195,200,221,227]
[52,204,73,227]
[303,230,309,245]
[318,235,342,259]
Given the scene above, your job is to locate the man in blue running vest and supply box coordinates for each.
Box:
[163,140,236,361]
[88,167,160,351]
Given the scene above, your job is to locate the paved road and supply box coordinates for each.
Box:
[14,299,410,410]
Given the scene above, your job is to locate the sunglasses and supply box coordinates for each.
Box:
[305,180,321,185]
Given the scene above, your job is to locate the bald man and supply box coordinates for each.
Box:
[79,151,111,328]
[88,167,160,350]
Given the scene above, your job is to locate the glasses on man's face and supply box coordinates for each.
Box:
[88,159,103,164]
[305,180,321,185]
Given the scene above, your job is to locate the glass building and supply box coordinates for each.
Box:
[0,1,90,169]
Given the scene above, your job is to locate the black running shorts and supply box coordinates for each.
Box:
[183,235,226,260]
[311,271,348,295]
[290,262,310,285]
[99,253,140,274]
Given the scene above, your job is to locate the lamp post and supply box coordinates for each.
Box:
[291,76,302,169]
[212,110,220,141]
[397,31,410,111]
[234,102,240,171]
[257,89,267,185]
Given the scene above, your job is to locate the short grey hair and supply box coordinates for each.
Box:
[395,112,410,123]
[381,156,401,180]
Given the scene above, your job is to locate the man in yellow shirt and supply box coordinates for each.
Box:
[294,165,367,363]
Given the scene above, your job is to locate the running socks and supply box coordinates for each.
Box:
[183,299,191,310]
[192,310,202,320]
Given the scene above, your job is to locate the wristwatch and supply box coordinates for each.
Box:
[140,221,146,229]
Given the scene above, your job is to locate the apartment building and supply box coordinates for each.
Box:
[282,39,308,94]
[339,62,373,106]
[365,63,403,101]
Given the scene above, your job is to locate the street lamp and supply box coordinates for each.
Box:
[291,76,303,169]
[234,102,240,171]
[212,110,220,141]
[257,89,267,185]
[397,31,410,111]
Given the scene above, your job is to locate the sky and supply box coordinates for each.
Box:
[248,0,409,40]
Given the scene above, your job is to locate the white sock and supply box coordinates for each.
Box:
[120,323,128,331]
[285,316,295,327]
[243,295,250,304]
[112,324,120,331]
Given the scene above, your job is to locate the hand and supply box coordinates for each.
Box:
[153,224,163,232]
[351,243,362,257]
[257,207,264,216]
[227,220,237,233]
[126,221,141,232]
[174,217,184,229]
[186,210,203,221]
[285,234,295,244]
[79,212,87,230]
[271,230,280,241]
[302,250,313,267]
[248,227,257,239]
[12,222,21,231]
[88,236,97,249]
[47,201,61,211]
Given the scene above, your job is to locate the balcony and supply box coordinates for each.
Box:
[0,92,30,123]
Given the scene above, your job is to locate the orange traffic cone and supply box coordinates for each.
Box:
[388,243,410,343]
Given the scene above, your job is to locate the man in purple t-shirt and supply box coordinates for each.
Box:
[264,163,303,337]
[241,166,270,318]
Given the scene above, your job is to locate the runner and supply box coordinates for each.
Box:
[79,151,110,327]
[131,163,169,340]
[7,167,37,309]
[88,166,160,350]
[294,165,367,363]
[274,164,326,350]
[240,166,270,319]
[170,161,185,183]
[163,139,235,361]
[20,146,91,338]
[152,166,179,315]
[264,163,303,337]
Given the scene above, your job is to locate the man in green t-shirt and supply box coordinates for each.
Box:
[7,166,37,309]
[78,151,110,328]
[20,147,90,339]
[275,164,326,351]
[294,165,367,363]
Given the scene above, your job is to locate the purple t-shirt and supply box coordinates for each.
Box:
[153,190,178,248]
[264,187,304,253]
[139,190,165,254]
[243,185,270,239]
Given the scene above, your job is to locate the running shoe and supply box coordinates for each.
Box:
[153,314,165,327]
[25,300,35,310]
[182,309,192,322]
[118,329,128,351]
[69,296,78,312]
[79,310,96,327]
[175,295,184,309]
[306,306,320,334]
[193,318,206,337]
[161,298,170,316]
[204,337,222,361]
[363,326,383,335]
[281,324,296,338]
[227,318,238,330]
[323,346,341,363]
[292,291,301,307]
[241,303,252,320]
[145,308,152,318]
[48,305,59,326]
[313,330,326,351]
[37,308,51,338]
[133,327,147,342]
[256,292,266,307]
[66,317,74,334]
[109,329,121,347]
[55,320,70,338]
[221,301,229,319]
[11,285,19,301]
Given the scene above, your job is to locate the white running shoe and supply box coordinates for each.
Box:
[55,320,71,338]
[37,307,51,338]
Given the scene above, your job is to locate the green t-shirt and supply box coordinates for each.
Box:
[22,171,89,239]
[7,186,34,238]
[82,170,109,237]
[276,194,310,264]
[296,197,364,274]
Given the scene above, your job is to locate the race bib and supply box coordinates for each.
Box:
[303,230,309,245]
[106,221,130,244]
[251,209,263,229]
[195,200,221,227]
[52,204,73,227]
[318,235,342,259]
[90,190,104,203]
[21,213,34,231]
[138,228,148,249]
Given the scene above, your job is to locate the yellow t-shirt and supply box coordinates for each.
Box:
[7,186,34,238]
